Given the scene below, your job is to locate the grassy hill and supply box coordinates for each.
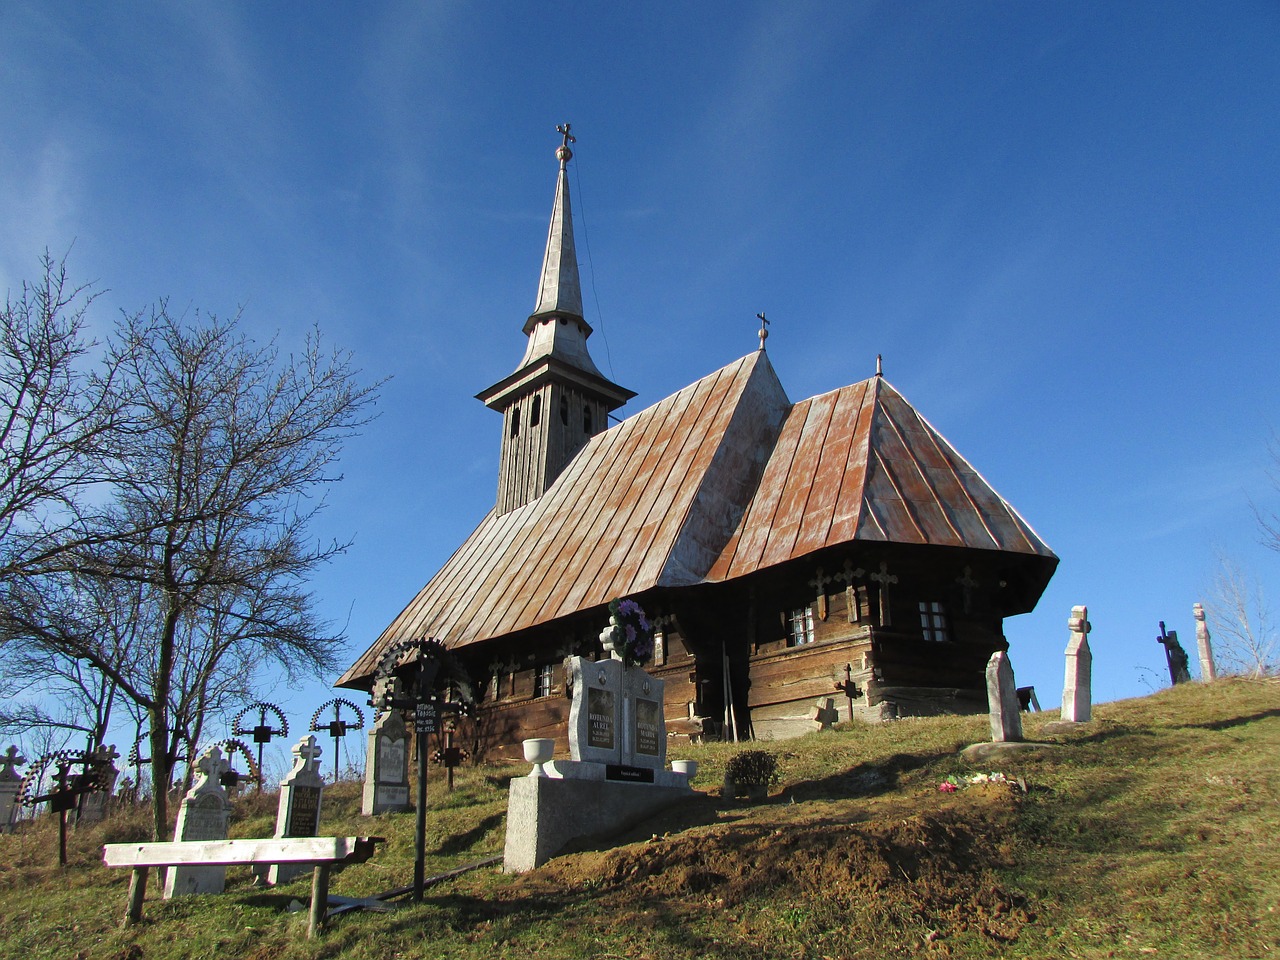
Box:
[1,678,1276,959]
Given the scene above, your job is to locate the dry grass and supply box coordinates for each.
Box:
[0,678,1276,959]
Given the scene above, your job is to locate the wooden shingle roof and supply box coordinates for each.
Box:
[337,354,1055,688]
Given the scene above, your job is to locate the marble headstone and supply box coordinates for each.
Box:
[568,655,666,770]
[0,746,25,833]
[985,651,1024,743]
[362,708,410,815]
[1061,605,1093,723]
[1193,602,1217,682]
[267,735,325,884]
[164,745,232,898]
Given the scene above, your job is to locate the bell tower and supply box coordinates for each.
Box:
[477,125,635,515]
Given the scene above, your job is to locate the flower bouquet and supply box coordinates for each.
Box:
[605,597,655,668]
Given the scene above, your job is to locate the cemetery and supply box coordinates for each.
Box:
[0,659,1274,958]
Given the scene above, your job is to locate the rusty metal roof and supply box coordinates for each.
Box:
[337,355,1055,688]
[707,375,1054,582]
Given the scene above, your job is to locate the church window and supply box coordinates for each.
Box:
[534,662,555,698]
[531,395,541,427]
[560,396,569,425]
[510,407,521,438]
[919,601,949,642]
[583,405,592,434]
[788,606,814,646]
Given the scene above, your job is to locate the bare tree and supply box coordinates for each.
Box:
[0,251,128,582]
[1205,554,1278,678]
[3,304,380,839]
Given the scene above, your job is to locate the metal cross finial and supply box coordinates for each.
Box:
[557,122,575,148]
[757,312,770,350]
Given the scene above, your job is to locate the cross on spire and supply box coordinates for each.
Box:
[757,312,770,351]
[556,122,575,164]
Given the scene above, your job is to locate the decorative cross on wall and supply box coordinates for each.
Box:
[956,566,980,615]
[809,567,835,621]
[870,561,898,627]
[839,559,866,623]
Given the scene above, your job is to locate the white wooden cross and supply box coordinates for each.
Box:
[870,561,898,627]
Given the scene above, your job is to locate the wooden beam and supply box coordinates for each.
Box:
[103,836,379,868]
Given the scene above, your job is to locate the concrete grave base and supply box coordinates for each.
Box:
[960,740,1063,764]
[503,772,692,873]
[1040,719,1092,736]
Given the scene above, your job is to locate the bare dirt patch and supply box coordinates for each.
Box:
[512,783,1035,946]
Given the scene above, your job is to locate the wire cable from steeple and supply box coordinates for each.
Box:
[570,143,618,384]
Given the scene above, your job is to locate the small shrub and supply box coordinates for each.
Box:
[724,749,779,787]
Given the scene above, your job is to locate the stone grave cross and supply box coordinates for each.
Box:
[164,745,233,898]
[0,746,25,834]
[266,735,325,885]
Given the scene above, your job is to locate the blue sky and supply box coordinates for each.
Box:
[2,2,1277,755]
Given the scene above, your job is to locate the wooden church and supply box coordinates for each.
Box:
[337,131,1058,759]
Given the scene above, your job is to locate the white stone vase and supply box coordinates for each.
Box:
[522,738,554,778]
[671,759,697,781]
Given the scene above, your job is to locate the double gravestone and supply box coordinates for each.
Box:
[505,647,690,873]
[164,745,232,898]
[567,654,666,773]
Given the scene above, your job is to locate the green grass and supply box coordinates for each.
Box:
[1,678,1276,959]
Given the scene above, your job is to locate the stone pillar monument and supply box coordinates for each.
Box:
[1193,602,1217,682]
[985,651,1023,742]
[1061,605,1093,723]
[268,735,325,884]
[164,745,232,898]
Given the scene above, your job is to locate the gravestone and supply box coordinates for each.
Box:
[0,746,24,833]
[812,697,839,731]
[362,679,411,815]
[267,735,325,885]
[567,655,667,773]
[1061,605,1093,723]
[1157,622,1192,685]
[507,634,687,873]
[77,744,121,823]
[163,745,232,898]
[985,651,1023,742]
[1193,602,1217,682]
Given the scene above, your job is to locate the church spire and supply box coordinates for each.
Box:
[528,123,583,327]
[477,124,635,515]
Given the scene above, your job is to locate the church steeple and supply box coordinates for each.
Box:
[477,125,635,515]
[529,125,583,325]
